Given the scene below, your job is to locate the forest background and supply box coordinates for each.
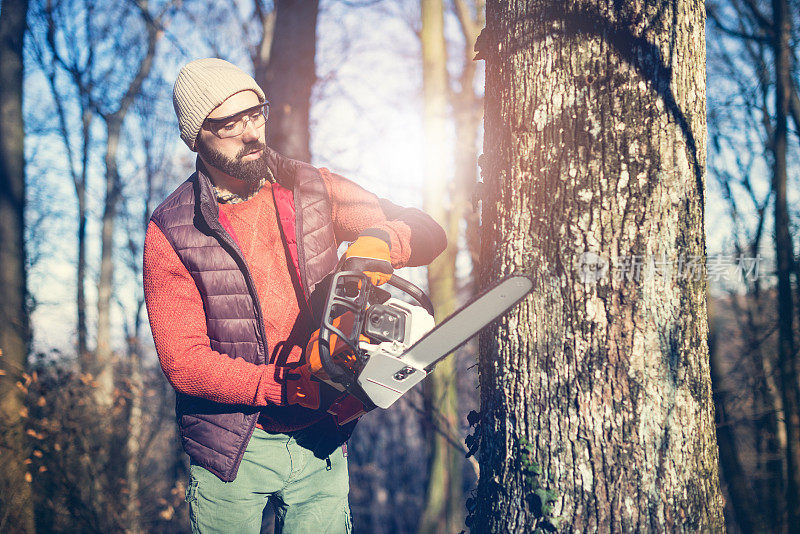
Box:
[0,0,799,532]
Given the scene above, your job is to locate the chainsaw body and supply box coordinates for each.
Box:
[349,296,435,408]
[308,270,534,426]
[310,272,436,416]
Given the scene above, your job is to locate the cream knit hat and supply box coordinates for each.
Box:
[172,58,266,151]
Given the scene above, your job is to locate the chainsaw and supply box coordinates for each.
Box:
[307,271,533,425]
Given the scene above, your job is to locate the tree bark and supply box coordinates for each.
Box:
[418,1,463,532]
[255,0,318,162]
[251,0,275,84]
[0,0,35,531]
[472,0,725,531]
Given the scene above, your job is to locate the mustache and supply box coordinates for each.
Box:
[236,141,266,159]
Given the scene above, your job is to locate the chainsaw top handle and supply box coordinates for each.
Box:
[316,271,433,400]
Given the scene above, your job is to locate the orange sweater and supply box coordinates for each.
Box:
[143,169,412,431]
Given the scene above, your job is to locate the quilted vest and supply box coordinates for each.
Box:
[150,148,339,482]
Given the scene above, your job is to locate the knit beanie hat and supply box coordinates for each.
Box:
[172,58,266,151]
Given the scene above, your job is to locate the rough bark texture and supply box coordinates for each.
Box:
[418,0,463,532]
[0,0,34,531]
[472,0,725,531]
[256,0,318,162]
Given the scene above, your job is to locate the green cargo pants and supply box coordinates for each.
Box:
[185,426,351,533]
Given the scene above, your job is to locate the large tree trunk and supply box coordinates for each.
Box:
[418,1,463,532]
[471,1,725,531]
[770,0,800,524]
[256,0,318,162]
[0,0,35,531]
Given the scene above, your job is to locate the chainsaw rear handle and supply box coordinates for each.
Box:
[317,271,433,399]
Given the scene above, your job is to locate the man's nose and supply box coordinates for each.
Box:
[241,120,260,143]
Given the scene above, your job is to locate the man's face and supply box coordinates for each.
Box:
[196,90,270,184]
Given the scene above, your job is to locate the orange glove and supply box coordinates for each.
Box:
[305,312,371,426]
[342,230,393,286]
[283,362,320,410]
[306,312,367,381]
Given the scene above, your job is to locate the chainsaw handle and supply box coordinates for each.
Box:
[385,276,434,316]
[317,272,368,391]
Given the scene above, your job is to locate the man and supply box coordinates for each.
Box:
[143,58,445,533]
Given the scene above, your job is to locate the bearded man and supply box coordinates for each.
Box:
[143,58,445,533]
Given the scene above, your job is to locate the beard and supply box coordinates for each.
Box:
[197,139,270,185]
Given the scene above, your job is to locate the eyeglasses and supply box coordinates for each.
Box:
[203,101,270,139]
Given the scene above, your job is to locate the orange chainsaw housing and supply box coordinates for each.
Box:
[305,311,372,425]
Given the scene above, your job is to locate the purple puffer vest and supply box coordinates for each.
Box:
[150,148,338,482]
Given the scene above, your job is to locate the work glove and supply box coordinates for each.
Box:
[305,312,370,425]
[306,312,362,380]
[282,362,320,410]
[342,229,393,286]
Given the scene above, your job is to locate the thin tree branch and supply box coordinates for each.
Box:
[707,4,769,42]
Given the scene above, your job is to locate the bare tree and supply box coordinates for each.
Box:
[0,0,34,531]
[28,0,94,363]
[416,2,486,531]
[255,0,318,161]
[29,0,171,405]
[769,0,800,522]
[471,0,724,530]
[417,0,462,531]
[708,295,761,533]
[451,0,484,273]
[94,0,167,407]
[706,0,800,527]
[118,84,173,534]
